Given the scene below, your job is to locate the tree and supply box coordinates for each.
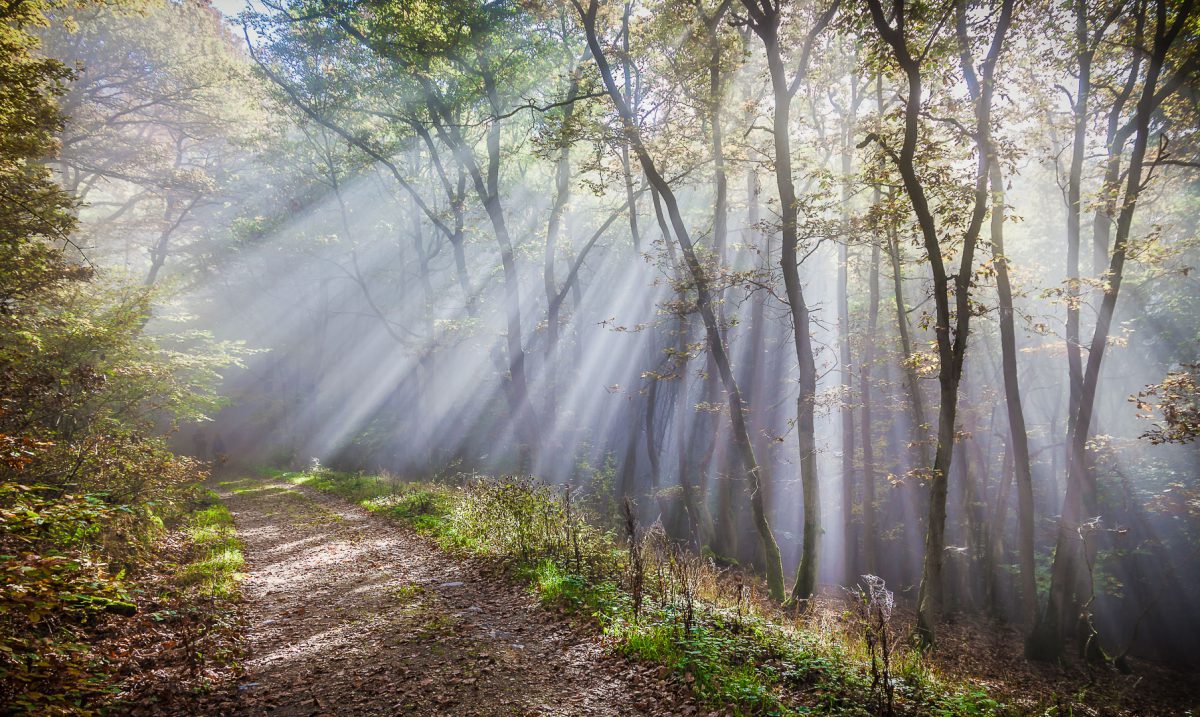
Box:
[737,0,839,605]
[1,0,77,272]
[1029,0,1199,662]
[862,0,1014,646]
[574,0,788,601]
[40,0,262,286]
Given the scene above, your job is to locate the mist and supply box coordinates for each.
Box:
[24,0,1200,697]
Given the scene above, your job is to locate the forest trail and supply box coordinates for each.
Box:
[214,476,700,717]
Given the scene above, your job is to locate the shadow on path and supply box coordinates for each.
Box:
[214,476,701,717]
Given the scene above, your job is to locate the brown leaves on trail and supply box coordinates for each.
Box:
[204,477,705,717]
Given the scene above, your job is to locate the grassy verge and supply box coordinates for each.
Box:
[176,489,244,598]
[275,467,1002,716]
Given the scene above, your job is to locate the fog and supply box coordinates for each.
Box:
[42,0,1200,666]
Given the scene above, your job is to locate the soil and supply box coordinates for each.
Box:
[199,476,705,716]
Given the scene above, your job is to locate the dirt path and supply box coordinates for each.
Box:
[212,476,702,716]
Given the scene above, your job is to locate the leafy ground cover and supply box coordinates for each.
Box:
[0,481,245,715]
[278,466,1200,716]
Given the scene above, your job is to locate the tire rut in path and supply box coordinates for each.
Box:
[217,477,703,716]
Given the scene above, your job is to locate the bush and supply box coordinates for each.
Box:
[0,475,198,712]
[0,246,238,714]
[177,500,243,598]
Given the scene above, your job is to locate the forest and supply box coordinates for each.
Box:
[1,0,1199,713]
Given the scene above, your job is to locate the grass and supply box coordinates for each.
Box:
[176,490,244,598]
[287,469,395,503]
[392,583,424,602]
[527,558,623,618]
[273,467,1004,716]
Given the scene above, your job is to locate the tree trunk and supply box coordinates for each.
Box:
[742,13,828,606]
[989,161,1037,627]
[1030,0,1181,660]
[866,0,1012,646]
[860,230,881,577]
[839,120,857,588]
[987,441,1014,615]
[576,1,786,601]
[543,67,583,431]
[620,0,641,252]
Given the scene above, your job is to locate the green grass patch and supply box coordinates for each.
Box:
[287,469,397,504]
[526,559,624,620]
[177,496,243,598]
[392,583,424,602]
[609,616,801,715]
[284,468,467,545]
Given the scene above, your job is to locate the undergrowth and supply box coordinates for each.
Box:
[278,466,1005,716]
[0,479,244,715]
[177,490,244,598]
